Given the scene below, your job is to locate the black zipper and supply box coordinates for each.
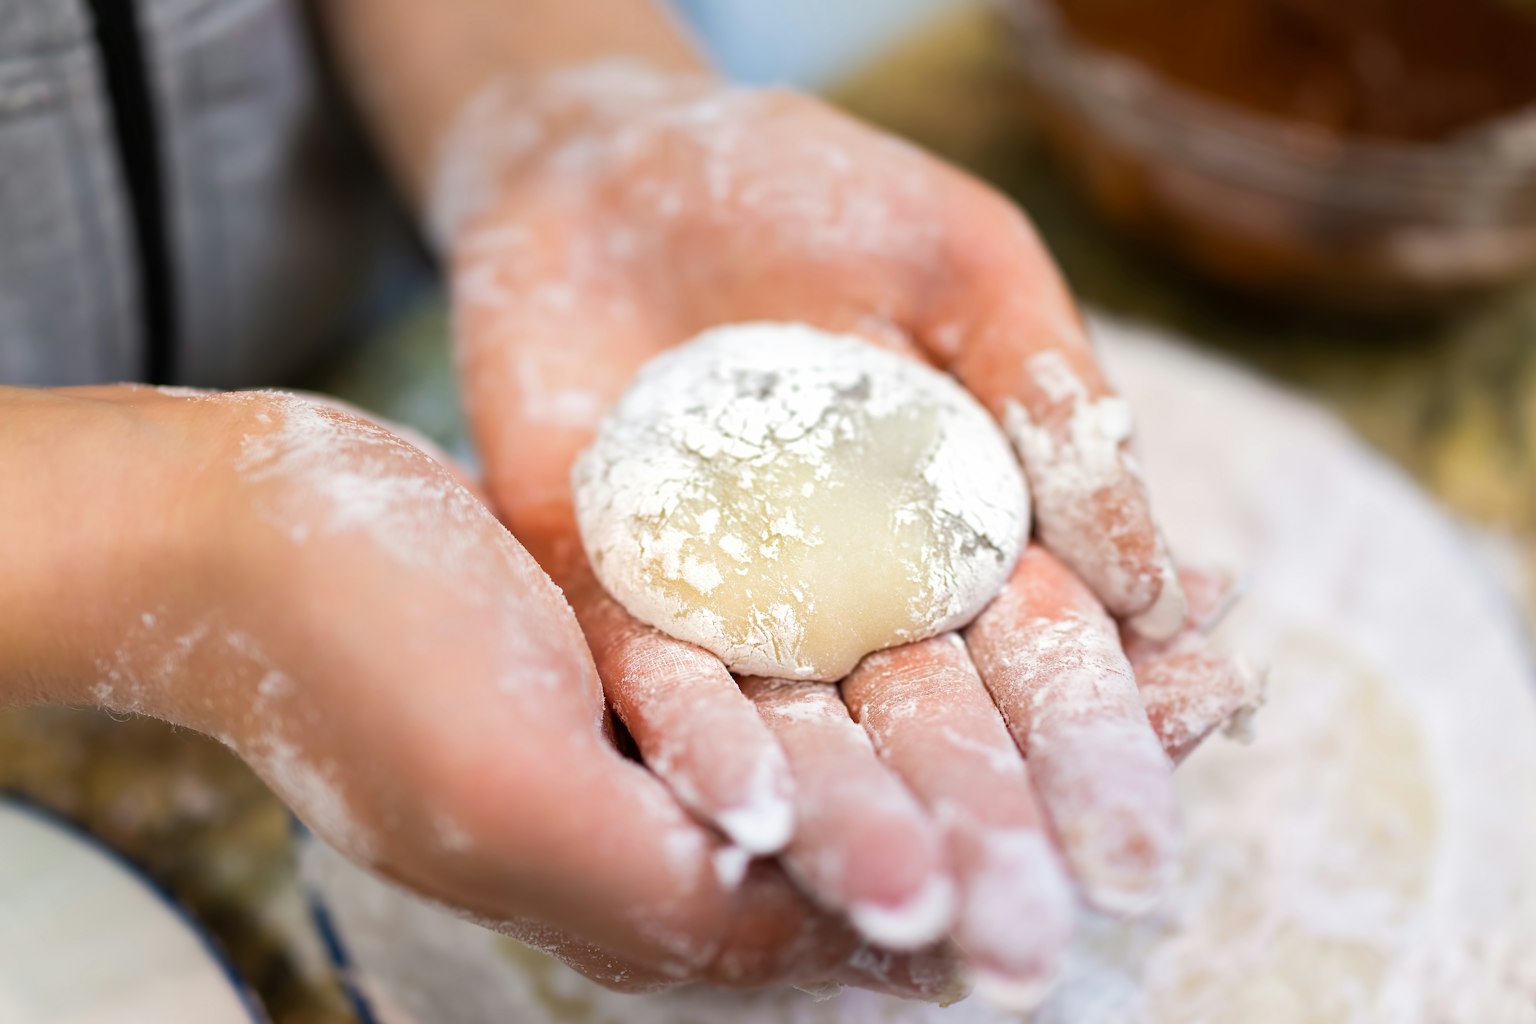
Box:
[85,0,177,384]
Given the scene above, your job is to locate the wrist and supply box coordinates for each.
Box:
[429,60,721,250]
[0,386,236,707]
[320,0,711,223]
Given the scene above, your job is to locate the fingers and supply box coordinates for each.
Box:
[521,877,968,1004]
[1125,566,1263,765]
[677,860,959,997]
[562,564,797,854]
[1005,349,1185,640]
[964,544,1179,916]
[420,727,854,984]
[842,636,1074,1005]
[837,942,970,1005]
[1169,565,1245,635]
[1134,646,1262,765]
[406,625,872,984]
[494,859,857,994]
[539,858,875,995]
[700,860,860,989]
[404,729,732,974]
[493,919,686,995]
[913,189,1184,638]
[740,677,955,951]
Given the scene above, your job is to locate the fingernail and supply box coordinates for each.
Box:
[1127,554,1187,640]
[848,875,957,951]
[1199,570,1250,633]
[711,844,752,889]
[972,967,1056,1012]
[1220,659,1266,743]
[716,792,795,855]
[790,981,843,1001]
[1075,825,1176,915]
[842,943,970,1005]
[715,752,796,854]
[1071,798,1178,916]
[1034,722,1179,915]
[957,829,1073,1001]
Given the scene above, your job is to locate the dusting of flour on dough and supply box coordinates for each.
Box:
[573,322,1029,680]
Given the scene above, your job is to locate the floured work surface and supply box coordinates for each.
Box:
[307,318,1536,1024]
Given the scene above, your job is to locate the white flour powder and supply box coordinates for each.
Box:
[572,322,1030,680]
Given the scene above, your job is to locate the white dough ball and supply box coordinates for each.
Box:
[573,322,1030,681]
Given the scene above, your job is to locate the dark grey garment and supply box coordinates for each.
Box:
[0,0,409,388]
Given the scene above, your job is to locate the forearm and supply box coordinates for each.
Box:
[0,387,214,705]
[317,0,710,216]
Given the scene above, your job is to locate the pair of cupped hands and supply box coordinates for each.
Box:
[68,74,1251,1005]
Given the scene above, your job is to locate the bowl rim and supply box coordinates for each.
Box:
[998,0,1536,206]
[0,791,271,1024]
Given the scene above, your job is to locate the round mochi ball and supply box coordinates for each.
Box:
[572,322,1030,681]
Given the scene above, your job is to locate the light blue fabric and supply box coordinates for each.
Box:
[672,0,968,88]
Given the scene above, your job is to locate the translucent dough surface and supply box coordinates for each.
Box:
[573,322,1029,680]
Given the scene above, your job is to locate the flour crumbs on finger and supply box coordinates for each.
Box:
[713,763,797,856]
[966,546,1181,914]
[949,819,1074,1009]
[847,875,957,953]
[841,636,1076,997]
[1136,646,1265,765]
[742,678,957,951]
[1028,718,1179,915]
[573,582,799,857]
[1004,351,1186,638]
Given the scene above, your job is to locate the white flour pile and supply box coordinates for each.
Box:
[304,318,1536,1023]
[572,322,1029,680]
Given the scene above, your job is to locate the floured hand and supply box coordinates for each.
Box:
[442,64,1183,632]
[444,64,1255,1001]
[0,385,972,998]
